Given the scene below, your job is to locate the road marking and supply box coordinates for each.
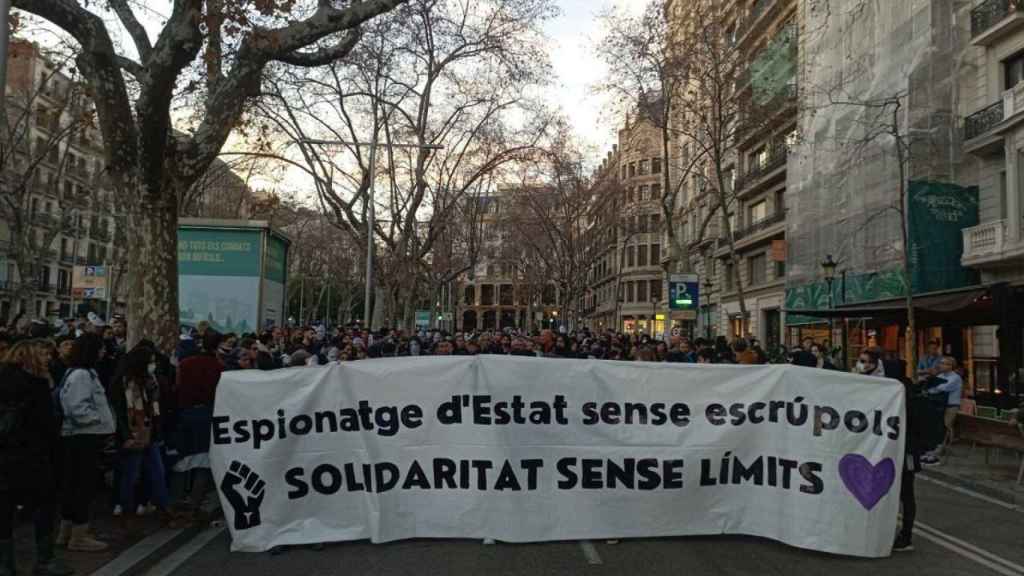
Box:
[142,526,226,576]
[913,521,1024,575]
[90,527,186,576]
[578,540,603,565]
[918,473,1022,512]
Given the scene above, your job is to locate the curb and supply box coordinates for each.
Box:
[90,503,221,576]
[920,468,1024,509]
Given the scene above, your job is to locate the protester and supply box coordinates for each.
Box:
[921,356,963,465]
[59,333,115,552]
[174,330,224,521]
[916,339,942,379]
[111,346,174,525]
[733,338,757,365]
[0,340,74,575]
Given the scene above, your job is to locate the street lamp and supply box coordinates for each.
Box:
[702,277,714,339]
[821,254,838,357]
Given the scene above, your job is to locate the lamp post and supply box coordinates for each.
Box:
[702,277,714,339]
[821,254,838,357]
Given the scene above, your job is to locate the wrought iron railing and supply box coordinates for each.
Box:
[964,100,1004,140]
[717,210,785,247]
[971,0,1024,38]
[734,146,787,192]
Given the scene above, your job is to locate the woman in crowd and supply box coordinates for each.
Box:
[58,333,115,552]
[0,340,73,575]
[111,346,174,525]
[174,330,224,522]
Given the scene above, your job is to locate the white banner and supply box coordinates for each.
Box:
[210,356,905,557]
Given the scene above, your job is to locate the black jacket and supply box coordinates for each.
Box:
[0,365,59,485]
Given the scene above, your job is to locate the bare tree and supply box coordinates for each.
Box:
[0,44,93,321]
[503,129,604,330]
[596,0,699,283]
[256,0,555,329]
[15,0,408,350]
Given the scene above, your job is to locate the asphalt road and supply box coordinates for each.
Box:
[147,475,1024,576]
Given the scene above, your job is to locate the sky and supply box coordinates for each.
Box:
[541,0,648,157]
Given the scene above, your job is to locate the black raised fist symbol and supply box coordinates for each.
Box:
[220,461,266,530]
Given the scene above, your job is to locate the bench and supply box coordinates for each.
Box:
[955,414,1024,485]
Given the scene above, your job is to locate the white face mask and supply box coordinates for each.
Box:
[147,362,157,376]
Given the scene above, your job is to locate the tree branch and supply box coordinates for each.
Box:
[107,0,152,61]
[273,30,361,67]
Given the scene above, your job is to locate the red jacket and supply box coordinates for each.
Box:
[176,354,223,409]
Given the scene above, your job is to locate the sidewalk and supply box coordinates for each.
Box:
[12,489,216,575]
[921,440,1024,508]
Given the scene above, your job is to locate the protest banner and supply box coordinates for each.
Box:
[210,356,905,557]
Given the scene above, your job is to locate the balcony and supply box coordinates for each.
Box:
[90,227,111,242]
[962,219,1024,267]
[717,210,786,249]
[971,0,1024,46]
[734,146,787,195]
[32,212,58,228]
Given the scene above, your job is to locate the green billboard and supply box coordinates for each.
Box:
[178,221,289,333]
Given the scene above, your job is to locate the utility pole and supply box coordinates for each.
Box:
[299,137,443,330]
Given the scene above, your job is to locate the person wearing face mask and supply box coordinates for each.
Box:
[854,349,922,552]
[110,347,175,525]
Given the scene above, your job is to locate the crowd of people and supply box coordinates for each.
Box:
[0,312,1015,571]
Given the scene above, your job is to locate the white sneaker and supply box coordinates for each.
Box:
[113,505,123,517]
[483,538,496,545]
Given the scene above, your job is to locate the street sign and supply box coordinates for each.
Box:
[668,274,699,311]
[415,310,431,328]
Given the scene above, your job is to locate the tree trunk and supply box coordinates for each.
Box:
[126,191,179,353]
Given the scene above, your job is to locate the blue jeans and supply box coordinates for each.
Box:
[118,444,169,511]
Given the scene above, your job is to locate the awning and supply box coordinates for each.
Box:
[783,286,996,325]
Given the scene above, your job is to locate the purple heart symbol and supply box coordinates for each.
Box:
[838,454,895,511]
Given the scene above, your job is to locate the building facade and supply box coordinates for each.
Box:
[1,39,126,322]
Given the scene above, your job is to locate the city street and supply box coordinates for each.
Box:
[144,475,1024,576]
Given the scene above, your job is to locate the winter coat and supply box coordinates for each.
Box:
[0,365,59,487]
[60,368,116,437]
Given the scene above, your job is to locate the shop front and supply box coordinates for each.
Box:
[785,283,1023,409]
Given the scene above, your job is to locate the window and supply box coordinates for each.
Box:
[30,198,38,215]
[650,279,662,300]
[725,262,735,291]
[63,181,72,198]
[749,253,767,285]
[638,245,648,266]
[639,185,648,201]
[651,243,661,263]
[651,183,662,200]
[621,166,627,180]
[652,157,662,174]
[637,279,648,302]
[627,281,635,302]
[650,213,661,230]
[627,245,636,268]
[629,163,636,178]
[1006,51,1024,90]
[775,190,786,215]
[639,214,648,233]
[627,188,634,203]
[775,260,786,278]
[639,160,649,175]
[45,201,53,213]
[749,201,767,224]
[621,247,626,268]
